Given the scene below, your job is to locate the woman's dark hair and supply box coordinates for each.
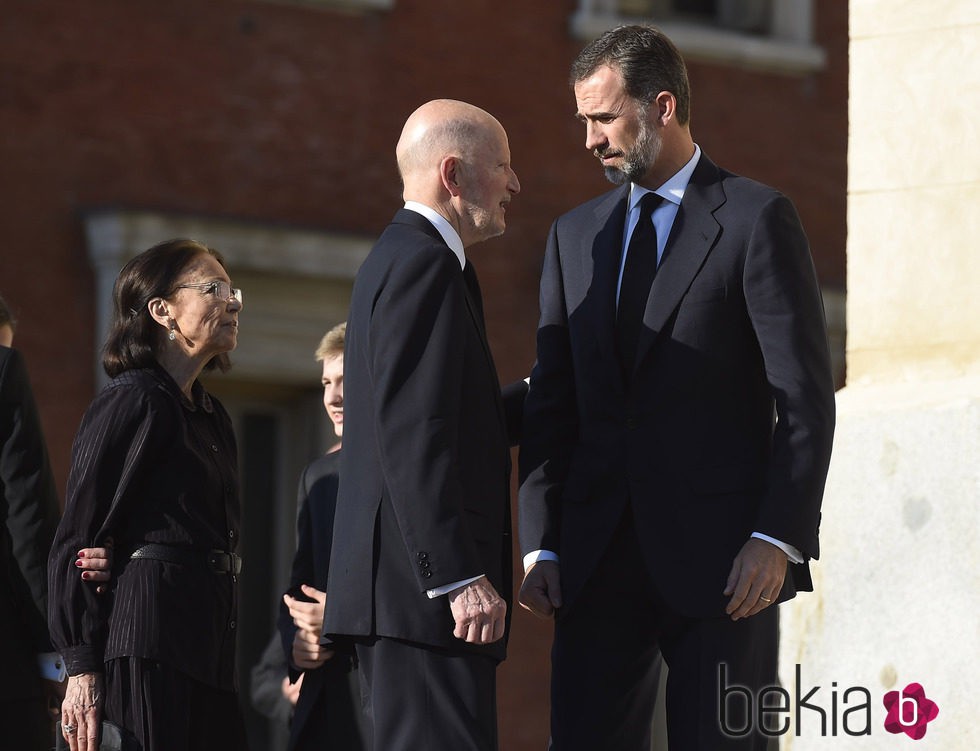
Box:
[103,238,232,378]
[0,293,15,332]
[570,24,692,126]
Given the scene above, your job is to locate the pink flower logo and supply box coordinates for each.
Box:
[883,683,939,740]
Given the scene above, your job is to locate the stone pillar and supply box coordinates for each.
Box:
[778,3,979,748]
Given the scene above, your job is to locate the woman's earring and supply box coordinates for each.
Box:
[168,319,176,341]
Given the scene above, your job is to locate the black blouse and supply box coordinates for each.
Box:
[48,364,241,690]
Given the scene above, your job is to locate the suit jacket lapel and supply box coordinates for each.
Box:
[462,262,497,382]
[587,186,630,366]
[393,207,504,414]
[631,157,725,374]
[462,262,509,432]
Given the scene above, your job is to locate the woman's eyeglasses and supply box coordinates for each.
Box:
[176,281,243,306]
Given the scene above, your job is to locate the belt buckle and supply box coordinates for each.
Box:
[208,550,242,575]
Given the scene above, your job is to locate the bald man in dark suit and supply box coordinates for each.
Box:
[324,99,524,751]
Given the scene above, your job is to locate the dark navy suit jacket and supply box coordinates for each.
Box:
[519,153,836,617]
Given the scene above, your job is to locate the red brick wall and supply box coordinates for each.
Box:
[0,1,846,746]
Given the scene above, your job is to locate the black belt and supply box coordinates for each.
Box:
[129,543,242,575]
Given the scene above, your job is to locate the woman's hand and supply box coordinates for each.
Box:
[75,539,114,595]
[61,672,104,751]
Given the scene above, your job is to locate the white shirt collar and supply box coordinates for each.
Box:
[403,201,466,270]
[628,143,702,211]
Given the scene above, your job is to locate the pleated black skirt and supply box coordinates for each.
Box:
[102,657,248,751]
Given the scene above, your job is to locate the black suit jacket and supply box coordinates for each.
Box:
[519,154,836,617]
[280,452,341,669]
[278,450,366,750]
[324,209,516,661]
[0,345,60,701]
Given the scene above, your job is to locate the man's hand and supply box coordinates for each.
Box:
[76,541,113,595]
[284,585,334,669]
[283,584,326,633]
[448,576,506,644]
[723,537,787,621]
[281,673,304,707]
[43,677,66,720]
[291,624,335,670]
[518,560,562,618]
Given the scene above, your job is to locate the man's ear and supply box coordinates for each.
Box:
[440,155,463,197]
[652,91,677,127]
[147,298,170,328]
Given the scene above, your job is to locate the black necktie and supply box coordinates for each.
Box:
[616,192,662,376]
[462,261,486,329]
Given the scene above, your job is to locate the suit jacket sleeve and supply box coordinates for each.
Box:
[518,219,580,557]
[0,347,60,653]
[279,462,316,676]
[744,194,836,558]
[371,246,483,590]
[501,379,528,448]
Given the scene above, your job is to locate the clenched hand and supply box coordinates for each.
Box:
[448,576,506,644]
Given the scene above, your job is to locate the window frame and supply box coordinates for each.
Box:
[256,0,394,10]
[571,0,826,75]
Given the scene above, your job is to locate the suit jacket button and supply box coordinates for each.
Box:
[422,570,433,579]
[418,551,428,560]
[420,560,430,569]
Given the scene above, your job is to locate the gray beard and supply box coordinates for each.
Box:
[603,121,660,186]
[603,158,649,186]
[604,166,628,185]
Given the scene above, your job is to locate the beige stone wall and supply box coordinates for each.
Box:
[847,1,980,382]
[778,3,980,749]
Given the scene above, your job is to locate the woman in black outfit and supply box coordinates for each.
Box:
[48,239,248,751]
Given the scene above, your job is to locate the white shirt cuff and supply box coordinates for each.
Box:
[523,549,559,572]
[751,532,803,564]
[37,652,67,682]
[524,537,798,573]
[426,574,484,599]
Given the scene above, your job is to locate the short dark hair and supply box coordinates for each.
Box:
[570,24,691,125]
[103,238,232,378]
[0,293,15,332]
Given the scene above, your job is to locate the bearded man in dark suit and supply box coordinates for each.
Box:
[518,25,836,750]
[324,99,523,751]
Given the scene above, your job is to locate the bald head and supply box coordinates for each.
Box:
[397,100,502,189]
[395,99,520,247]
